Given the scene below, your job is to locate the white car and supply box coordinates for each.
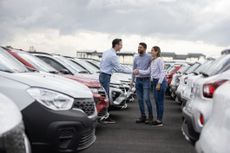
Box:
[175,62,201,103]
[181,59,215,105]
[170,63,190,99]
[182,54,230,143]
[0,47,97,152]
[196,81,230,153]
[0,93,31,153]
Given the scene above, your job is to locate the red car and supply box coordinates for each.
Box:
[5,47,107,117]
[166,64,181,86]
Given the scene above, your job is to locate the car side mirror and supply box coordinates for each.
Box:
[60,69,70,74]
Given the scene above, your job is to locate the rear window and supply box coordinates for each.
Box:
[201,55,230,76]
[194,60,214,74]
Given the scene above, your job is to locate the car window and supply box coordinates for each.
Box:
[53,56,85,74]
[18,52,58,73]
[37,56,69,73]
[69,60,87,71]
[178,64,190,73]
[194,60,214,74]
[87,61,100,69]
[202,55,230,76]
[73,59,99,73]
[0,48,28,73]
[186,63,200,74]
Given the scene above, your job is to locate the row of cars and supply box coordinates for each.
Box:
[166,51,230,153]
[0,46,134,153]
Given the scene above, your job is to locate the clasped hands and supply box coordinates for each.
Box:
[133,69,140,75]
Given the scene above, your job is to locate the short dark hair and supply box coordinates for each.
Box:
[139,42,147,49]
[112,38,122,48]
[153,46,161,57]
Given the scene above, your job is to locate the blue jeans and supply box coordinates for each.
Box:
[136,78,153,117]
[152,78,167,121]
[99,73,111,99]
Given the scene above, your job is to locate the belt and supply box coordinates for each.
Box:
[136,77,150,80]
[100,72,111,76]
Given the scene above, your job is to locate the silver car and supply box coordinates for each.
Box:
[182,54,230,143]
[196,81,230,153]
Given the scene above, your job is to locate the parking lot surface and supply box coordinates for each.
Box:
[82,96,196,153]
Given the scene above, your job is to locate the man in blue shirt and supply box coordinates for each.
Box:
[99,38,132,124]
[132,42,153,124]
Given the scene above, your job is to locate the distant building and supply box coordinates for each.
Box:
[76,50,206,64]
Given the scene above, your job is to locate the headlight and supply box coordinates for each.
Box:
[90,88,99,94]
[27,88,74,111]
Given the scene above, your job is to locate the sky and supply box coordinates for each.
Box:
[0,0,230,57]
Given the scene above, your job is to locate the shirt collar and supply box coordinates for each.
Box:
[139,52,146,57]
[111,48,117,54]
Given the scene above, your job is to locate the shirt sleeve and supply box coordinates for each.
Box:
[139,66,151,75]
[132,57,137,82]
[157,59,166,84]
[111,54,132,74]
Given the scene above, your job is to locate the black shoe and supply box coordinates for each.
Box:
[145,115,154,124]
[100,117,116,124]
[152,120,163,127]
[136,116,146,123]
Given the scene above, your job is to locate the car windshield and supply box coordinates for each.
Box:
[194,60,214,74]
[54,56,88,74]
[73,59,99,74]
[17,51,58,73]
[178,64,190,73]
[0,48,28,73]
[186,63,200,74]
[87,60,100,69]
[201,55,230,76]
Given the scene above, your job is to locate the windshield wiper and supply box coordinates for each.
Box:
[200,71,209,77]
[0,69,14,73]
[49,70,59,74]
[78,70,89,74]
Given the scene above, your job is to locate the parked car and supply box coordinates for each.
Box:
[32,52,130,109]
[0,47,97,152]
[5,48,107,118]
[196,81,230,153]
[182,54,230,143]
[68,57,135,104]
[170,63,191,99]
[0,93,31,153]
[181,58,215,106]
[166,64,182,94]
[175,62,201,103]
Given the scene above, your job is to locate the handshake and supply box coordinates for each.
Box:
[133,69,140,75]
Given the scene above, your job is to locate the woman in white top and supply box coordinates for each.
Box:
[134,46,167,126]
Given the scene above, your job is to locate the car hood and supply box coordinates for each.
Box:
[0,72,93,98]
[65,74,101,88]
[75,73,122,84]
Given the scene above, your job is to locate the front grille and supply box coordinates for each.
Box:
[73,99,95,116]
[77,129,96,151]
[112,91,122,101]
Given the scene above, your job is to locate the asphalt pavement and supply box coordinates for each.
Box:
[81,95,196,153]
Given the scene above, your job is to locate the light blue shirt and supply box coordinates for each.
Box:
[132,53,152,81]
[139,57,166,84]
[100,48,132,75]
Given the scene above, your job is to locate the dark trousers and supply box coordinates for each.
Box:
[152,78,167,121]
[99,73,111,108]
[135,78,153,117]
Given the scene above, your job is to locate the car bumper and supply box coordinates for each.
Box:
[109,87,127,107]
[182,107,200,143]
[22,101,97,152]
